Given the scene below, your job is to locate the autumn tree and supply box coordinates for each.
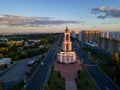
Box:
[112,53,120,66]
[0,48,8,54]
[0,53,3,59]
[8,40,14,47]
[113,53,119,61]
[112,53,120,85]
[15,41,24,47]
[45,84,50,90]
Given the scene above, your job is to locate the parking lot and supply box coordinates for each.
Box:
[0,55,41,83]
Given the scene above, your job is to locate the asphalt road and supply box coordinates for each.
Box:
[25,35,61,90]
[72,39,120,90]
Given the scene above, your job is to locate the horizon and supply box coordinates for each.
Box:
[0,0,120,33]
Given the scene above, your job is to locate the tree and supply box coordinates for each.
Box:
[0,42,8,47]
[0,48,8,54]
[113,53,120,66]
[20,52,28,58]
[13,55,20,61]
[45,84,50,90]
[113,53,119,61]
[41,38,47,45]
[112,53,120,85]
[0,53,3,59]
[15,41,24,47]
[8,51,17,57]
[8,40,14,47]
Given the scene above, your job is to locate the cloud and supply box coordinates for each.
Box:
[97,15,106,19]
[91,6,120,19]
[0,15,79,27]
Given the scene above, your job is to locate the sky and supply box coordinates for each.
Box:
[0,0,120,33]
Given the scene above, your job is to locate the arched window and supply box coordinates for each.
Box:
[66,34,69,41]
[66,43,69,51]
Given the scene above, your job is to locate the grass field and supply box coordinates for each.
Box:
[75,66,97,90]
[48,66,65,90]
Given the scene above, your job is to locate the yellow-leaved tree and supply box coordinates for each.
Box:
[8,40,14,47]
[113,53,120,66]
[0,53,3,59]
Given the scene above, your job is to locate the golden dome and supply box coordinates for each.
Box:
[65,26,69,33]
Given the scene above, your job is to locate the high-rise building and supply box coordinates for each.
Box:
[80,30,100,43]
[71,31,76,38]
[100,32,109,38]
[101,31,120,39]
[57,27,76,64]
[99,31,120,54]
[79,32,82,41]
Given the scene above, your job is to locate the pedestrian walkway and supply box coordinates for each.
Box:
[54,59,82,90]
[66,81,77,90]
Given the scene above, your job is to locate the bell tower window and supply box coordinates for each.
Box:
[66,34,69,41]
[66,43,69,51]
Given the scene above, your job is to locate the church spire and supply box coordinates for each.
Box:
[65,26,69,33]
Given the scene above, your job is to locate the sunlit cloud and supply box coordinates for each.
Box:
[0,15,79,27]
[91,6,120,19]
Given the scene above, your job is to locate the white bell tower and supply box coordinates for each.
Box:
[57,27,76,64]
[63,27,72,51]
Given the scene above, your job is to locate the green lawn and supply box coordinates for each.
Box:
[48,66,65,90]
[75,66,97,90]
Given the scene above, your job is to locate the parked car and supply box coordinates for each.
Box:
[27,60,35,67]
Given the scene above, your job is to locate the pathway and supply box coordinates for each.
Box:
[54,59,82,90]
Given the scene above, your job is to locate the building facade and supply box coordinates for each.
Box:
[79,32,82,41]
[71,31,76,38]
[79,30,101,43]
[57,27,76,64]
[0,58,11,66]
[99,31,120,54]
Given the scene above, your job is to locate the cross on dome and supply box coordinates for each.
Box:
[65,26,69,33]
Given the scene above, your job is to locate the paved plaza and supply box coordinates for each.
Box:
[54,59,82,90]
